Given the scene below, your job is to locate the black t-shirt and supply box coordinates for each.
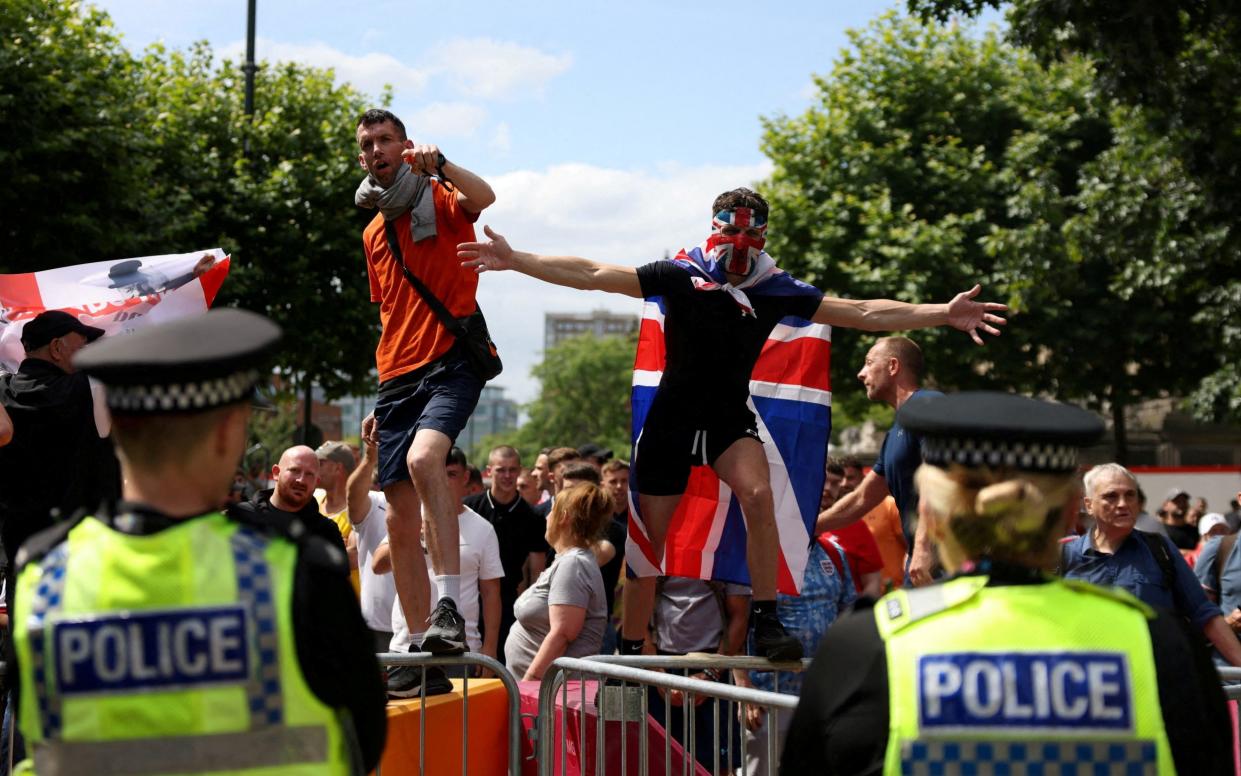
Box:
[599,512,628,615]
[226,489,347,558]
[463,490,549,612]
[636,261,822,418]
[781,583,1233,775]
[1165,522,1199,551]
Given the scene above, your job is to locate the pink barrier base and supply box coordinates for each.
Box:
[518,679,710,776]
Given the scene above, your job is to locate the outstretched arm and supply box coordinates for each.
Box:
[459,226,643,298]
[812,285,1007,345]
[816,470,890,533]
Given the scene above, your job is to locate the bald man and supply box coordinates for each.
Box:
[228,444,347,556]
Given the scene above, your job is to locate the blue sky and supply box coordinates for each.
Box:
[93,0,1003,406]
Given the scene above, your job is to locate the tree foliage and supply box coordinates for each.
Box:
[0,0,381,400]
[0,0,151,266]
[131,44,381,398]
[907,0,1241,420]
[761,13,1221,458]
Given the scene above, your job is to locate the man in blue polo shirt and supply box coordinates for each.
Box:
[816,336,942,586]
[1062,462,1241,666]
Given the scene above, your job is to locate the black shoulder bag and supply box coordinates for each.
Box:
[382,221,502,382]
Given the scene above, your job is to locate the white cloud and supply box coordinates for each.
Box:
[490,122,512,155]
[424,38,572,100]
[220,37,429,99]
[218,36,570,107]
[405,102,490,140]
[474,160,773,403]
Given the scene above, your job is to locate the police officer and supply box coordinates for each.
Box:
[10,309,386,775]
[781,392,1231,775]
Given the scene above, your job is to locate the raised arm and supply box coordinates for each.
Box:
[812,285,1007,345]
[458,226,642,298]
[402,145,495,214]
[347,434,379,527]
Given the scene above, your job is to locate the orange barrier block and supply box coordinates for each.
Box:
[374,678,510,776]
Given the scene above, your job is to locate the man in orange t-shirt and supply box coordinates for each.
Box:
[830,457,906,589]
[355,108,496,658]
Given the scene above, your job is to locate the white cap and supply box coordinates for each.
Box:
[1199,513,1229,537]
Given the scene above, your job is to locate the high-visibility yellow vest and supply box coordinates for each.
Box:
[14,512,356,775]
[876,575,1175,775]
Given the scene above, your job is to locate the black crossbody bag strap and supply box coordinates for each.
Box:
[383,219,469,338]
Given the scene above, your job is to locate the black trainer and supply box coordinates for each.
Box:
[386,664,453,699]
[752,613,803,661]
[421,597,467,655]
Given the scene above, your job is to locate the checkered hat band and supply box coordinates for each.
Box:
[922,436,1080,472]
[903,739,1156,774]
[106,369,261,412]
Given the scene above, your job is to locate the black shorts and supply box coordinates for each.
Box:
[633,394,761,496]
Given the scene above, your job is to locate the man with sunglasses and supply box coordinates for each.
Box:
[459,187,1006,660]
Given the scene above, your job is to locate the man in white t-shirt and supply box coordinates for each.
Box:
[346,435,397,651]
[375,447,503,692]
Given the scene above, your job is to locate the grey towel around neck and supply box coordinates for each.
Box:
[354,163,437,242]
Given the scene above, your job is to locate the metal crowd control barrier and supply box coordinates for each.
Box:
[1218,665,1241,700]
[536,655,803,776]
[375,651,523,776]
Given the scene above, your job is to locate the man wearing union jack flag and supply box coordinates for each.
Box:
[457,188,1006,660]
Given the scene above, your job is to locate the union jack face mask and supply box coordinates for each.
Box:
[706,207,768,276]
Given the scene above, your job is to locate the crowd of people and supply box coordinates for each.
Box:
[0,102,1235,776]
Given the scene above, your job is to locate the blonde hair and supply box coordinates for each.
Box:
[914,463,1079,572]
[548,482,614,548]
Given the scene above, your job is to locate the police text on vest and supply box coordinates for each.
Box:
[53,606,251,695]
[917,652,1132,733]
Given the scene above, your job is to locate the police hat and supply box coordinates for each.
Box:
[896,391,1104,473]
[21,310,105,352]
[73,308,282,414]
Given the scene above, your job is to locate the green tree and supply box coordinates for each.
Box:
[0,0,152,269]
[761,13,1219,459]
[908,0,1241,421]
[477,333,636,464]
[130,44,381,402]
[2,1,382,409]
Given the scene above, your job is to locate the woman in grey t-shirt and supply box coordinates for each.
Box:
[505,483,613,680]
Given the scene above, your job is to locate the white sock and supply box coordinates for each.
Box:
[434,575,461,607]
[409,631,427,652]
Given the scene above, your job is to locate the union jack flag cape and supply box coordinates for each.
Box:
[626,246,832,594]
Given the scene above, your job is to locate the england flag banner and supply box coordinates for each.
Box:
[0,250,230,371]
[626,297,832,594]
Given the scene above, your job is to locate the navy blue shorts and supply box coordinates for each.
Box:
[633,392,761,497]
[374,350,484,488]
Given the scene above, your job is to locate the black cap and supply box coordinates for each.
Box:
[21,310,105,352]
[896,391,1104,473]
[73,308,282,414]
[578,443,613,462]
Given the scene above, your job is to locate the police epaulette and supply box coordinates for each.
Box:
[14,507,90,570]
[877,576,989,636]
[1060,578,1156,618]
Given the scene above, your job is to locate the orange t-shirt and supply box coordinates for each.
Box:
[862,496,908,587]
[362,181,480,382]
